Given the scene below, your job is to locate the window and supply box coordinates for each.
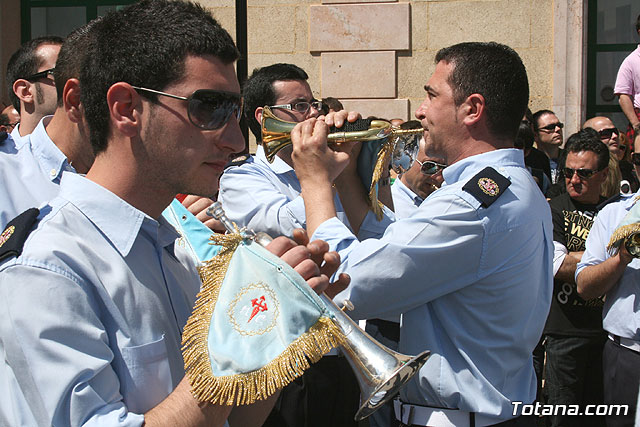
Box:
[586,0,640,130]
[22,1,135,42]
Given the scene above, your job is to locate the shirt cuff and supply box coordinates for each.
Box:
[552,241,568,277]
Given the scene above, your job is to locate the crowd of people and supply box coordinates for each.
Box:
[0,1,638,427]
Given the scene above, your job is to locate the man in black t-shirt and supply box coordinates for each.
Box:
[544,129,611,427]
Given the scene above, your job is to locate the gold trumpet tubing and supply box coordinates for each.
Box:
[261,105,422,163]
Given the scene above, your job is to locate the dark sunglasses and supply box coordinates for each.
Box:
[416,159,447,175]
[598,127,619,140]
[24,68,55,82]
[270,100,323,114]
[538,122,564,132]
[563,167,601,180]
[132,86,242,130]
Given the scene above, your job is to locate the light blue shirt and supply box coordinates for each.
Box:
[9,123,28,149]
[0,132,16,154]
[576,192,640,340]
[0,116,75,229]
[391,178,423,219]
[0,173,202,426]
[219,145,381,239]
[313,149,553,421]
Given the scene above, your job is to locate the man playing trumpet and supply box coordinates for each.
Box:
[290,42,553,427]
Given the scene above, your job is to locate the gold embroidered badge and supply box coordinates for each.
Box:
[0,226,15,248]
[478,177,499,196]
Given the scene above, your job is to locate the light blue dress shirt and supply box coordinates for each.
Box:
[0,132,16,154]
[313,149,553,421]
[576,192,640,340]
[219,145,369,239]
[9,123,28,149]
[0,116,75,229]
[0,173,202,426]
[391,178,423,219]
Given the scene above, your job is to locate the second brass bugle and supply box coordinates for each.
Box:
[261,106,423,163]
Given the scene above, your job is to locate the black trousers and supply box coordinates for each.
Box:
[603,337,640,427]
[262,355,361,427]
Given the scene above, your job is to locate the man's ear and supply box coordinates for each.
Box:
[459,93,485,127]
[106,82,142,138]
[62,78,83,123]
[12,79,34,106]
[255,106,264,126]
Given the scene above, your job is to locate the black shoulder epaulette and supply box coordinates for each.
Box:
[0,208,40,262]
[462,166,511,207]
[225,153,250,169]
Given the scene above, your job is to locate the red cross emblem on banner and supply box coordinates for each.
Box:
[248,295,268,323]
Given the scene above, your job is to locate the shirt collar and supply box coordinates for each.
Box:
[393,178,423,205]
[255,144,294,174]
[57,173,178,256]
[28,116,75,183]
[441,148,524,186]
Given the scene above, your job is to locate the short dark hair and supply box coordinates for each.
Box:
[0,114,10,126]
[80,0,240,154]
[532,109,556,131]
[636,14,640,33]
[242,63,308,141]
[54,17,103,107]
[6,36,64,111]
[564,128,610,171]
[434,42,528,140]
[514,122,535,150]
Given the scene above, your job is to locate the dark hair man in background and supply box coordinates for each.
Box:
[5,35,63,140]
[544,128,610,427]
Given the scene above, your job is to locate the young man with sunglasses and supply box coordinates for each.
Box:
[544,129,610,427]
[5,36,63,142]
[291,42,552,426]
[534,109,565,184]
[0,23,96,230]
[0,2,347,426]
[584,115,639,193]
[219,63,363,427]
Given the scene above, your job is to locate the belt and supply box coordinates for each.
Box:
[393,400,505,427]
[609,334,640,353]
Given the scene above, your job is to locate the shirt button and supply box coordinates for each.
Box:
[50,169,57,177]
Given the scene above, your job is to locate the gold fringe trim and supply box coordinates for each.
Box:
[607,222,640,255]
[368,138,394,221]
[181,233,345,406]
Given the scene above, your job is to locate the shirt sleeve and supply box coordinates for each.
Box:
[576,208,612,280]
[219,165,306,238]
[614,56,635,96]
[313,193,485,320]
[0,263,145,427]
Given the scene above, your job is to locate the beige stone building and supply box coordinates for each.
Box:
[2,0,639,150]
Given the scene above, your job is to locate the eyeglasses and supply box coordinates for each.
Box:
[598,127,619,140]
[416,159,447,175]
[23,68,55,82]
[563,167,601,180]
[537,122,564,133]
[132,86,242,130]
[270,100,323,114]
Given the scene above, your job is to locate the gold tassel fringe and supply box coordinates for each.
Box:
[368,138,394,221]
[181,233,345,406]
[607,222,640,255]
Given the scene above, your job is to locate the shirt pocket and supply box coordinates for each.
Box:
[120,334,173,414]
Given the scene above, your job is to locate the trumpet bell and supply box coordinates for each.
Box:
[625,231,640,258]
[320,294,431,421]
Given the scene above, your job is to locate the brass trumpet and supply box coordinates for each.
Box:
[261,106,424,163]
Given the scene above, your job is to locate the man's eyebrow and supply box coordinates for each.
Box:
[424,85,435,93]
